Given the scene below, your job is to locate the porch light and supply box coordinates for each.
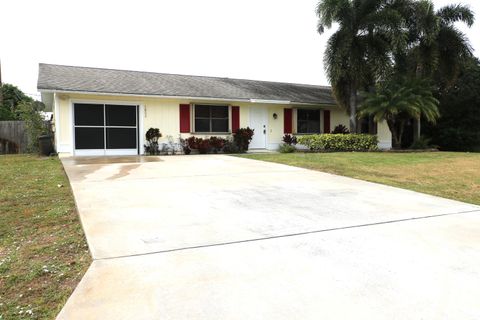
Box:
[273,113,278,119]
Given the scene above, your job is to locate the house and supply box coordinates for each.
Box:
[37,63,392,156]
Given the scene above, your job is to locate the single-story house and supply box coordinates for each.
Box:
[37,63,392,156]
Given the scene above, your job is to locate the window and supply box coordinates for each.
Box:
[194,105,229,133]
[297,109,320,134]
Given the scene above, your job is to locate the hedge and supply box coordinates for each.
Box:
[296,134,378,152]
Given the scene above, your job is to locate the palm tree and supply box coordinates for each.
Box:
[317,0,405,133]
[402,2,474,81]
[394,1,474,140]
[358,77,439,149]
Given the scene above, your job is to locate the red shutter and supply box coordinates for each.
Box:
[231,106,240,132]
[179,104,190,133]
[284,108,292,134]
[323,110,331,133]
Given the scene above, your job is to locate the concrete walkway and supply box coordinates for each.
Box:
[58,155,480,319]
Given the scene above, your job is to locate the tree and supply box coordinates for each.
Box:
[400,2,474,82]
[424,57,480,151]
[0,83,34,120]
[316,0,405,133]
[393,1,474,140]
[358,77,439,149]
[17,100,49,152]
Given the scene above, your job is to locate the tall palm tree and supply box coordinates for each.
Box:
[401,2,474,82]
[358,77,440,149]
[317,0,405,132]
[394,1,474,140]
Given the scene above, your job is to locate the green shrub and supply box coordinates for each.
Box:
[297,134,378,152]
[222,139,241,153]
[278,143,296,153]
[409,136,432,150]
[18,101,50,153]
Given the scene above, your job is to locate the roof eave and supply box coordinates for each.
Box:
[37,88,336,106]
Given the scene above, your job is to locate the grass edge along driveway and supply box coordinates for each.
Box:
[0,155,91,320]
[239,152,480,205]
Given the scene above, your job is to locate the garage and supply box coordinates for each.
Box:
[73,103,139,156]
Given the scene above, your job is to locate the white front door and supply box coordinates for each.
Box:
[249,107,267,149]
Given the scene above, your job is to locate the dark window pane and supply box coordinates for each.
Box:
[75,127,104,149]
[194,105,229,132]
[195,119,210,132]
[195,105,210,118]
[211,106,228,118]
[106,105,137,126]
[106,128,137,149]
[311,109,320,120]
[297,109,320,133]
[298,109,320,121]
[298,121,308,134]
[297,109,309,121]
[74,104,104,126]
[308,121,320,133]
[212,119,229,132]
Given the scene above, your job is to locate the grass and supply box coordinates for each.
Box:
[239,151,480,205]
[0,155,91,319]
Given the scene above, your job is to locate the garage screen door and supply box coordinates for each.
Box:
[74,103,139,155]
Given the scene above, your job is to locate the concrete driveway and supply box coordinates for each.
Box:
[58,155,480,319]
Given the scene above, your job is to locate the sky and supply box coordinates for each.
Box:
[1,0,480,99]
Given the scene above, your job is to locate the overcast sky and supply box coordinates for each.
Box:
[1,0,479,99]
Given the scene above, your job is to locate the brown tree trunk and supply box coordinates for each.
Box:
[413,63,423,142]
[387,119,402,149]
[349,86,357,133]
[413,117,421,142]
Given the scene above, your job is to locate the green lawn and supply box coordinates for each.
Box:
[0,155,91,319]
[239,152,480,205]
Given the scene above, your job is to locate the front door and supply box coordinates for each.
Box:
[249,107,267,149]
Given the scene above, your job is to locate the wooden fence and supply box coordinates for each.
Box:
[0,121,29,154]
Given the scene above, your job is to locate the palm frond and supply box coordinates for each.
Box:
[358,77,439,123]
[316,0,351,34]
[436,4,474,27]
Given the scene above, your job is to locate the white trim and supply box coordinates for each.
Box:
[53,93,60,152]
[68,100,74,154]
[39,89,332,106]
[292,108,297,134]
[73,149,106,156]
[70,98,143,106]
[320,110,324,133]
[105,149,138,156]
[138,104,145,155]
[250,99,291,104]
[190,104,194,133]
[228,105,232,132]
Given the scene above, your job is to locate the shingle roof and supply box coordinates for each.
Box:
[37,64,335,105]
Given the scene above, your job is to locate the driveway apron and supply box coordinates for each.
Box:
[57,155,480,319]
